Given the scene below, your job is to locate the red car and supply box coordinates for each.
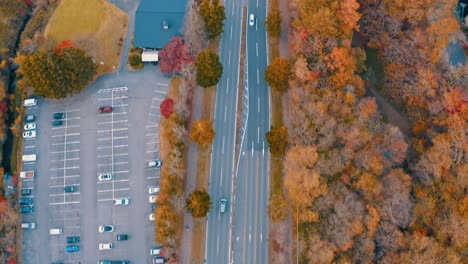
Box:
[98,106,113,113]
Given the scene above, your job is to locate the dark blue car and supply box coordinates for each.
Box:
[65,245,80,252]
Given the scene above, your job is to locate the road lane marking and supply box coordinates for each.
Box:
[258,97,260,113]
[229,50,231,65]
[222,136,225,154]
[97,188,130,193]
[230,25,233,40]
[257,69,260,84]
[258,126,260,143]
[256,42,258,56]
[50,175,80,180]
[224,106,227,122]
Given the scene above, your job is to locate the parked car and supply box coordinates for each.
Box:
[99,243,113,250]
[153,257,166,264]
[53,112,65,119]
[147,160,162,168]
[66,245,80,252]
[98,106,113,113]
[66,236,80,243]
[23,130,36,139]
[149,195,157,203]
[20,206,34,214]
[98,173,112,181]
[24,123,36,131]
[151,203,157,211]
[150,246,163,256]
[21,222,36,229]
[21,188,32,196]
[20,170,34,179]
[25,114,36,123]
[117,234,128,241]
[148,187,160,194]
[114,198,129,205]
[99,225,114,233]
[149,213,155,221]
[249,14,255,26]
[52,120,63,126]
[64,186,78,193]
[19,198,33,205]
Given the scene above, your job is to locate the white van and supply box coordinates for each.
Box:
[50,228,62,235]
[22,154,36,162]
[20,170,34,179]
[23,99,38,107]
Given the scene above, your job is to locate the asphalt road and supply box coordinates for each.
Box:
[205,0,243,263]
[231,0,270,263]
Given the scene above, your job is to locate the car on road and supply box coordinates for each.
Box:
[25,114,36,123]
[114,198,129,205]
[64,186,78,193]
[66,236,80,243]
[99,225,114,233]
[21,222,36,229]
[21,188,32,196]
[98,106,113,113]
[66,245,80,253]
[220,198,227,213]
[52,120,63,126]
[22,130,36,139]
[149,195,157,203]
[147,160,162,168]
[19,197,33,205]
[249,14,255,26]
[53,112,65,119]
[117,234,128,241]
[20,206,34,214]
[24,123,36,130]
[148,187,160,194]
[150,246,163,256]
[99,243,113,250]
[149,213,155,221]
[98,173,112,181]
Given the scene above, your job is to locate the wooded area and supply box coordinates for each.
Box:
[278,0,467,263]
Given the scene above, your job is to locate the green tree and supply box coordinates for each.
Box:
[18,46,96,99]
[266,125,288,156]
[265,8,282,38]
[265,57,291,93]
[185,189,212,218]
[190,119,216,147]
[196,50,223,88]
[128,53,143,69]
[199,0,226,39]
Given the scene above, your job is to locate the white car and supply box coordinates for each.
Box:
[150,246,163,256]
[98,243,113,251]
[149,213,155,221]
[23,130,36,139]
[147,160,162,168]
[24,123,36,131]
[114,198,130,205]
[149,195,157,203]
[98,225,114,233]
[98,173,112,181]
[249,14,255,26]
[149,187,160,194]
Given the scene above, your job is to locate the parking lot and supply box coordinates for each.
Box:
[20,66,170,263]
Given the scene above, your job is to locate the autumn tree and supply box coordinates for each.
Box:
[265,57,291,93]
[266,125,288,157]
[159,36,193,74]
[160,98,174,119]
[183,1,205,56]
[265,8,282,38]
[195,50,223,88]
[185,189,212,218]
[199,0,226,39]
[190,119,216,146]
[18,46,96,99]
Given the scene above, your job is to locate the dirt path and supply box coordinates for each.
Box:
[366,86,412,138]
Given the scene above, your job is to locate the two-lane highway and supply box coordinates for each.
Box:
[205,0,243,263]
[232,0,270,263]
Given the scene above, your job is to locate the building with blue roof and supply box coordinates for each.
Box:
[134,0,187,61]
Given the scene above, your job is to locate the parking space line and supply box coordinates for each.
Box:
[50,175,80,180]
[146,133,159,136]
[98,128,128,133]
[51,149,79,154]
[111,103,128,107]
[146,125,158,128]
[50,183,79,188]
[98,153,128,158]
[147,176,160,180]
[152,98,163,101]
[24,145,36,149]
[52,141,80,146]
[98,197,130,202]
[146,141,159,145]
[112,170,129,174]
[50,166,80,170]
[52,133,80,138]
[23,161,35,165]
[97,188,130,193]
[52,124,79,130]
[22,178,34,182]
[49,192,80,197]
[97,136,128,141]
[97,144,128,149]
[154,89,167,93]
[97,179,130,184]
[50,158,80,162]
[146,150,160,153]
[49,201,81,205]
[98,161,128,166]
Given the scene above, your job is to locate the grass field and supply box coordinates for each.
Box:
[45,0,128,75]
